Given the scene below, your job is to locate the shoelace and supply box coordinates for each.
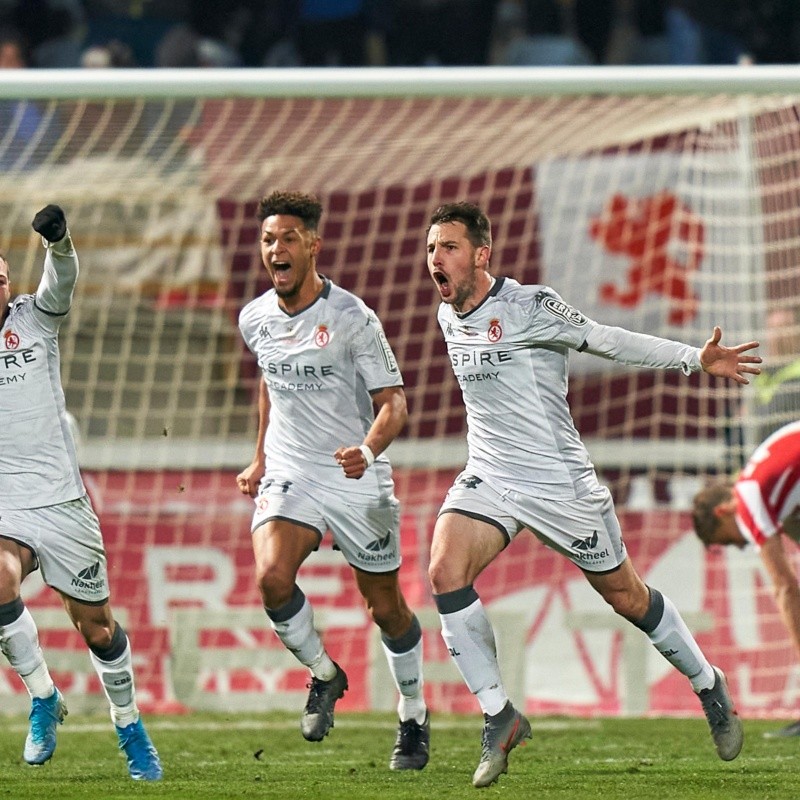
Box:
[700,695,729,731]
[397,719,422,754]
[29,698,56,738]
[304,678,328,714]
[479,722,495,758]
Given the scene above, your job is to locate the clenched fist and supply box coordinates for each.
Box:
[32,204,67,243]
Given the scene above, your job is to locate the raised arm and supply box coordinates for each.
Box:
[699,326,762,384]
[335,385,408,480]
[236,377,269,497]
[32,204,78,317]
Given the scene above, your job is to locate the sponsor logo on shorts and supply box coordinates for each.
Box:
[358,530,396,565]
[570,530,610,562]
[366,531,392,552]
[71,561,105,594]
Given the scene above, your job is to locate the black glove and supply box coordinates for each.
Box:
[32,204,67,243]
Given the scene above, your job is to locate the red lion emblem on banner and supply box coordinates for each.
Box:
[589,191,704,325]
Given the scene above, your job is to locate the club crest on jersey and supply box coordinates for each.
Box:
[541,296,588,326]
[3,329,20,349]
[487,318,503,343]
[314,324,330,347]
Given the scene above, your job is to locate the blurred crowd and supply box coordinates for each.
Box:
[0,0,798,69]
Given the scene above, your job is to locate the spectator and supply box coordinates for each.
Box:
[0,24,28,68]
[493,0,594,66]
[81,38,137,67]
[7,0,87,67]
[386,0,496,66]
[574,0,668,65]
[289,0,388,67]
[665,1,750,64]
[155,22,241,67]
[0,26,61,171]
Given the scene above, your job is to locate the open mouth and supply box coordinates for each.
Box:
[272,261,291,273]
[432,270,451,297]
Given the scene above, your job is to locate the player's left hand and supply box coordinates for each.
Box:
[700,326,762,384]
[32,204,67,243]
[334,445,368,479]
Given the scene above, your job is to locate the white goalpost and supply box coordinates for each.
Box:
[3,66,800,717]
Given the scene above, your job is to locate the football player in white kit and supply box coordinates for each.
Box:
[0,206,161,780]
[693,420,800,738]
[425,201,761,787]
[236,191,429,770]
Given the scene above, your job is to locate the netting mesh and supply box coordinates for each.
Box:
[3,74,800,717]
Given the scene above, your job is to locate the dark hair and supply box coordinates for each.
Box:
[427,201,491,249]
[691,477,735,545]
[257,191,323,231]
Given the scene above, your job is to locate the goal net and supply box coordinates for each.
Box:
[2,67,799,718]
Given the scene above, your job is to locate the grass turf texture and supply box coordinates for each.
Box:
[0,712,798,799]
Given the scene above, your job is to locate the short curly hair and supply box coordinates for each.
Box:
[692,477,735,545]
[257,191,322,231]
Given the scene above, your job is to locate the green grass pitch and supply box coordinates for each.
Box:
[1,712,799,799]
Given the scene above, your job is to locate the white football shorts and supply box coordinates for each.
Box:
[0,495,109,603]
[439,471,627,573]
[251,473,402,573]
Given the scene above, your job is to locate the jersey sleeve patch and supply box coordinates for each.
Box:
[540,295,588,327]
[375,325,400,375]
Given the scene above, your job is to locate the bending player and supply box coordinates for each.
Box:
[236,190,429,770]
[0,205,161,780]
[693,420,800,738]
[424,201,760,787]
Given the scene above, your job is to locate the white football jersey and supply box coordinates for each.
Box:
[438,277,702,500]
[0,236,84,510]
[239,278,403,500]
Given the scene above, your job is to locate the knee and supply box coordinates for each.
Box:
[428,558,461,596]
[256,563,295,608]
[80,621,115,651]
[365,594,411,638]
[602,585,649,622]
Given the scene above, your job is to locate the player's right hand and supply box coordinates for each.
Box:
[236,462,264,497]
[32,204,67,243]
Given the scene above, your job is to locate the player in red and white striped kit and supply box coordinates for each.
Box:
[693,420,800,737]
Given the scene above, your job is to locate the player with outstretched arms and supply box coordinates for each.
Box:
[236,191,429,770]
[693,420,800,738]
[424,201,761,788]
[0,205,161,780]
